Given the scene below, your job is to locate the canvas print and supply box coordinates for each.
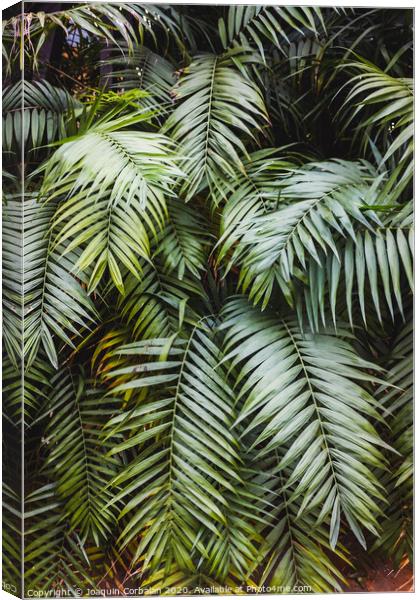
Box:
[2,2,414,597]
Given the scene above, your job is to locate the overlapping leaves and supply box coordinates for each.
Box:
[224,160,412,328]
[339,56,413,192]
[218,5,325,62]
[2,80,81,158]
[164,51,268,200]
[103,323,255,577]
[220,297,388,551]
[24,199,97,368]
[40,369,121,545]
[41,114,181,294]
[2,3,413,594]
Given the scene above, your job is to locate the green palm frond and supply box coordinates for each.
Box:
[2,4,413,592]
[154,198,211,280]
[218,6,326,61]
[339,56,413,190]
[40,369,121,545]
[202,481,261,582]
[2,80,81,159]
[24,483,99,592]
[224,159,412,326]
[255,464,347,592]
[103,45,176,115]
[103,323,242,573]
[2,195,22,366]
[24,199,97,369]
[215,148,305,261]
[3,3,183,71]
[200,445,264,581]
[303,223,413,330]
[307,198,413,328]
[117,259,204,341]
[225,160,379,306]
[163,51,269,201]
[3,355,53,425]
[2,483,21,591]
[373,321,413,565]
[41,115,181,294]
[221,297,387,550]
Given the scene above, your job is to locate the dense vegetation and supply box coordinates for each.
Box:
[2,3,413,595]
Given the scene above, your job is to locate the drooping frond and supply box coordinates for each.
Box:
[24,483,99,592]
[41,116,181,294]
[224,159,412,326]
[2,3,183,70]
[218,6,326,61]
[215,148,305,263]
[104,324,242,574]
[220,297,387,550]
[163,51,268,201]
[225,160,380,306]
[304,220,413,329]
[305,198,413,328]
[40,369,121,545]
[3,355,53,425]
[2,80,80,159]
[2,195,22,366]
[373,321,413,565]
[199,435,264,581]
[2,3,413,592]
[254,463,347,592]
[201,479,262,582]
[339,56,413,191]
[24,199,97,368]
[2,483,21,591]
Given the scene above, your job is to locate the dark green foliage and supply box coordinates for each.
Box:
[2,3,413,595]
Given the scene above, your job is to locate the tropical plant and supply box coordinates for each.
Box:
[2,2,413,595]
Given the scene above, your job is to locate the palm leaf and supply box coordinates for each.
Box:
[3,355,53,426]
[2,483,21,592]
[2,80,81,159]
[24,483,99,592]
[104,323,242,574]
[39,369,121,545]
[218,6,326,62]
[226,160,380,308]
[117,258,204,342]
[3,3,183,70]
[41,115,181,294]
[225,159,412,327]
[215,148,306,264]
[2,195,22,366]
[103,45,176,116]
[154,197,211,280]
[254,462,347,592]
[373,321,413,565]
[24,199,97,368]
[221,297,387,550]
[163,51,268,201]
[339,56,413,191]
